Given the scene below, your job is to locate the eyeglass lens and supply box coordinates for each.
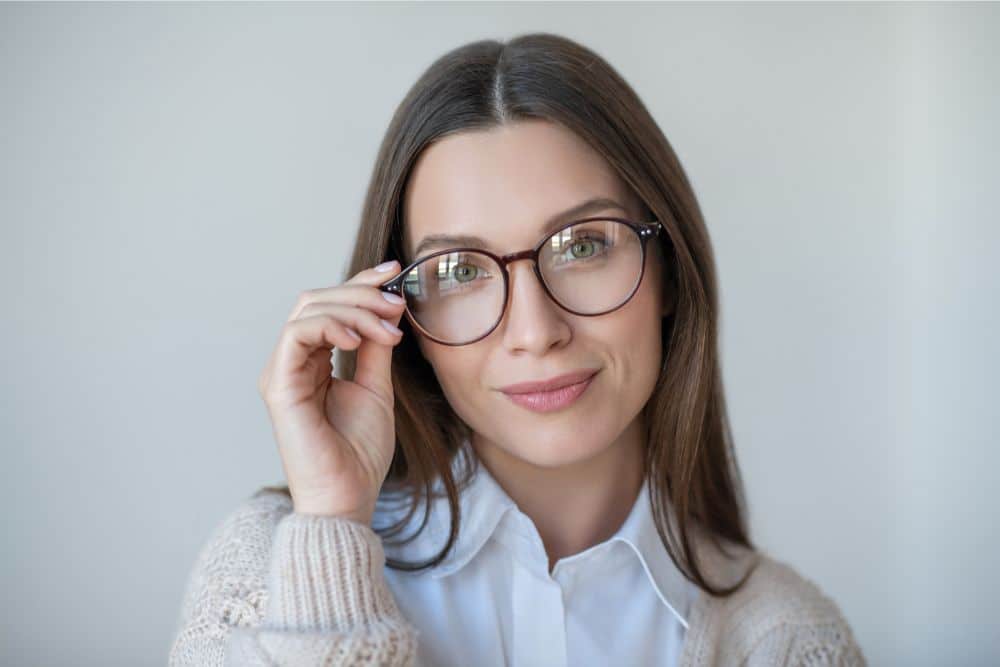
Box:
[400,219,645,345]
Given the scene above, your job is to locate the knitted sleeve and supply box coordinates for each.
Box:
[737,558,868,667]
[168,490,419,666]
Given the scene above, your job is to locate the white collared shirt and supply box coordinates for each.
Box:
[377,448,698,667]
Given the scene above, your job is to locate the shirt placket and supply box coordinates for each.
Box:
[495,511,567,667]
[511,551,567,667]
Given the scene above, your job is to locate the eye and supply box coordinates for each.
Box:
[452,263,481,283]
[435,256,494,285]
[563,235,608,260]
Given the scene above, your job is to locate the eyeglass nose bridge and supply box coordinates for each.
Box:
[492,248,555,317]
[497,248,538,266]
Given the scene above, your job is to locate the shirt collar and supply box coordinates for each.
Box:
[380,441,696,628]
[378,445,517,575]
[609,474,694,629]
[419,447,519,577]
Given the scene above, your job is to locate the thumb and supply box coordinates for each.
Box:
[352,305,404,406]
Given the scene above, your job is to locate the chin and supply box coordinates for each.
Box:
[495,431,611,469]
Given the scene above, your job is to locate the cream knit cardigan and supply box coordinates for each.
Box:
[168,488,867,666]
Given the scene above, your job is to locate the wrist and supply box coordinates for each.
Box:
[293,501,374,526]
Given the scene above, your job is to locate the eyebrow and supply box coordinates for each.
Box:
[411,196,629,259]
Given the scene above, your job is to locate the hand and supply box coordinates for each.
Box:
[257,260,407,525]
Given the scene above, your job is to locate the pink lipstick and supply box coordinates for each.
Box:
[499,369,599,413]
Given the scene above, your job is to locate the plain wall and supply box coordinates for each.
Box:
[2,3,997,665]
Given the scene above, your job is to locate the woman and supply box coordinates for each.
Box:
[169,33,866,666]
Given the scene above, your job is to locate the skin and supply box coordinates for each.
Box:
[401,119,675,572]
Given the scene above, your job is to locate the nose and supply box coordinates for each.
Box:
[498,259,572,355]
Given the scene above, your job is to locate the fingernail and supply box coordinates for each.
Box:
[382,292,405,304]
[345,327,362,340]
[374,260,399,273]
[380,319,402,335]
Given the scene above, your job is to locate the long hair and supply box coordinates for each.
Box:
[265,32,756,597]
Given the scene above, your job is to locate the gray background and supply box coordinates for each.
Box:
[3,2,997,665]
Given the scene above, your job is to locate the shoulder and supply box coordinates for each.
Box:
[734,551,850,622]
[703,550,867,665]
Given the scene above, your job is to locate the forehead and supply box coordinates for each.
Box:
[401,120,635,259]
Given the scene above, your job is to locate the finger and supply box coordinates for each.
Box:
[286,260,405,322]
[267,315,364,397]
[296,302,403,348]
[287,283,406,323]
[353,295,405,407]
[345,260,403,286]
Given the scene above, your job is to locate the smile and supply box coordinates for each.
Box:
[500,372,597,413]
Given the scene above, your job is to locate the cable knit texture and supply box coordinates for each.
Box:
[168,488,866,666]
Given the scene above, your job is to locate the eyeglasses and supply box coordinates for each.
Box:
[379,217,668,346]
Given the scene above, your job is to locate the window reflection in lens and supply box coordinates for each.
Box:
[541,220,643,314]
[403,251,505,344]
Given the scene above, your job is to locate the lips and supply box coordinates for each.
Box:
[500,370,599,413]
[499,368,600,395]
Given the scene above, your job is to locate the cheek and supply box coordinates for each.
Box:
[605,273,665,380]
[421,345,485,408]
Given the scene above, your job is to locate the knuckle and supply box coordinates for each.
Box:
[293,288,317,310]
[277,320,300,344]
[297,301,317,319]
[259,390,278,407]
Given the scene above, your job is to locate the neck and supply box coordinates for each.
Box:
[471,417,646,574]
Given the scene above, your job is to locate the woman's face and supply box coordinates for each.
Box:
[402,119,673,469]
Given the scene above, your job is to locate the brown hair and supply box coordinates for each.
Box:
[266,32,756,597]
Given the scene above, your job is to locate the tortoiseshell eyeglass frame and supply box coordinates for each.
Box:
[378,217,670,347]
